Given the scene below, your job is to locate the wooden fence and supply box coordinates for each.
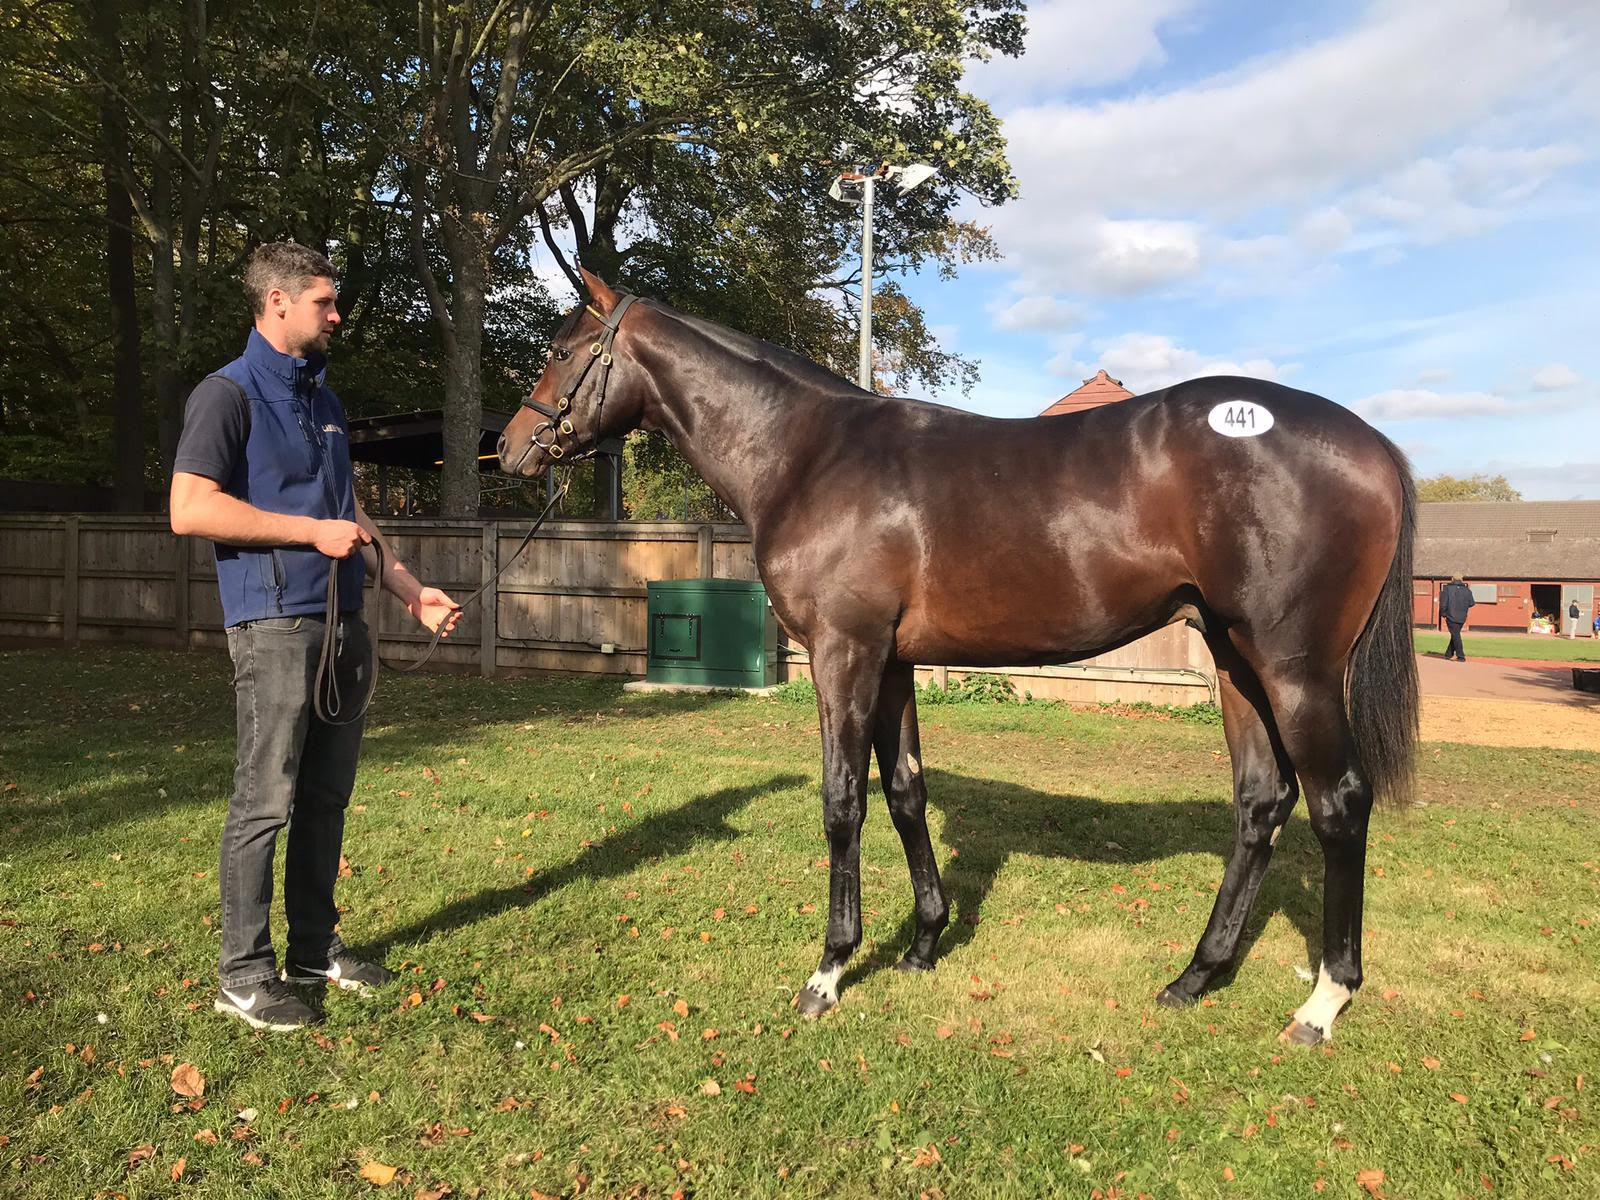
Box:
[0,515,1216,704]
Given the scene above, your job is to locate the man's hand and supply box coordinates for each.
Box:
[313,519,371,559]
[407,586,463,636]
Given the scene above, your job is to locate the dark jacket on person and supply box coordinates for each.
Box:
[1440,581,1476,625]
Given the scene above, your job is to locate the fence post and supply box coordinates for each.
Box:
[480,523,497,678]
[174,533,190,646]
[62,516,80,647]
[934,664,948,689]
[697,524,714,579]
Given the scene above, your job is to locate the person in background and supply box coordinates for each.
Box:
[1568,597,1582,639]
[1439,573,1475,662]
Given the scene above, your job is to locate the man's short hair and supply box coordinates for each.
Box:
[244,242,336,317]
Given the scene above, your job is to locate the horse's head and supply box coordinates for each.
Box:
[497,267,649,477]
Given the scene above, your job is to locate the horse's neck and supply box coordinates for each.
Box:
[636,314,852,531]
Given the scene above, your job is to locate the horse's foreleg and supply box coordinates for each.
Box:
[795,633,890,1018]
[873,660,948,971]
[1159,644,1297,1008]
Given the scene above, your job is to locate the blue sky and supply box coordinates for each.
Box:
[895,0,1600,498]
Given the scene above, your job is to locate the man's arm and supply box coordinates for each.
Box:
[170,472,368,559]
[354,503,462,635]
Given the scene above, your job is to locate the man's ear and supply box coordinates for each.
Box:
[578,265,619,317]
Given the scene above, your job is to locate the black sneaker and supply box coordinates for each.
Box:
[283,951,398,996]
[214,978,322,1032]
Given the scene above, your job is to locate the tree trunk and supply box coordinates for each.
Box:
[150,150,182,479]
[90,0,146,511]
[439,224,486,518]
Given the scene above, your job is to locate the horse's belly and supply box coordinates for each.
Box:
[894,606,1159,667]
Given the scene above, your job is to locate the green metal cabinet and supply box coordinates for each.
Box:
[645,578,777,688]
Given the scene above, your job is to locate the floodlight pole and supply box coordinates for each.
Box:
[857,172,876,391]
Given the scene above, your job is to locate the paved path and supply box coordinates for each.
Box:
[1416,651,1599,707]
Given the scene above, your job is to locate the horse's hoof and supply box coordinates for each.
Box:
[1278,1019,1326,1046]
[895,954,935,973]
[794,986,836,1019]
[1155,984,1197,1009]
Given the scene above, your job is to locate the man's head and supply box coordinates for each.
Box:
[1451,573,1464,583]
[245,242,339,358]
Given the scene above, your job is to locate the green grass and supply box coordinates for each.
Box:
[1414,630,1600,663]
[3,647,1598,1199]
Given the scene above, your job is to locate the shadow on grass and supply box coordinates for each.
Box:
[363,773,808,956]
[840,767,1323,999]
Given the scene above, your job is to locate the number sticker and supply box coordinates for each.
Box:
[1207,401,1274,438]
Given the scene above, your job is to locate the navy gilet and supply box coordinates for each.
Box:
[210,330,364,627]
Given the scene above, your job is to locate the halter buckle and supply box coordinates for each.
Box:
[590,342,603,356]
[557,395,570,412]
[559,419,574,436]
[600,352,613,366]
[547,441,564,459]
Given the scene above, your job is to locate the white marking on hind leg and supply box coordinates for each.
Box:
[1292,963,1352,1038]
[803,964,843,1003]
[906,754,920,775]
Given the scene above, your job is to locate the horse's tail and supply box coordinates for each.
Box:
[1346,431,1420,806]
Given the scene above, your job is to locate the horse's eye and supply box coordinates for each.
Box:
[553,347,571,363]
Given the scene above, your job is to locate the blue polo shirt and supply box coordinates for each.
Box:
[172,329,365,627]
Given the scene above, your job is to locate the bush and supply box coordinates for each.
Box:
[917,672,1020,705]
[769,678,818,704]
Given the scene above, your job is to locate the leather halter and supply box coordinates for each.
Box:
[518,293,638,463]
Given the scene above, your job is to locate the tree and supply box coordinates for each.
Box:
[406,0,1020,515]
[1417,473,1522,503]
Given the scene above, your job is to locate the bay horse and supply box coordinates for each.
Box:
[498,268,1418,1045]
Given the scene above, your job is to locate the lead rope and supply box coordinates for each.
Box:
[313,479,571,726]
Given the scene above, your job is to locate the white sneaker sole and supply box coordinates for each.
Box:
[213,997,314,1033]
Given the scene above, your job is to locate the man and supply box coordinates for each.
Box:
[170,242,462,1031]
[1439,573,1475,662]
[1568,598,1582,640]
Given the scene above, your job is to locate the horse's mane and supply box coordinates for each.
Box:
[647,300,865,397]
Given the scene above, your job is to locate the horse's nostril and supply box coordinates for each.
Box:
[496,434,507,459]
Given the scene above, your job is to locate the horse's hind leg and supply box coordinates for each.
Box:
[1158,638,1298,1008]
[794,631,892,1018]
[873,660,948,971]
[1262,666,1374,1046]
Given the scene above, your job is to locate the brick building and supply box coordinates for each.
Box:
[1039,369,1135,416]
[1413,500,1600,633]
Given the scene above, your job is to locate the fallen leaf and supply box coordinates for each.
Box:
[241,1150,264,1167]
[1421,1056,1440,1070]
[617,994,631,1008]
[911,1143,942,1167]
[416,1186,452,1200]
[701,1079,722,1096]
[1521,1029,1537,1042]
[734,1079,757,1094]
[1222,1166,1235,1181]
[673,999,690,1018]
[170,1157,187,1182]
[1356,1168,1385,1195]
[171,1063,205,1098]
[360,1161,399,1187]
[193,1130,219,1146]
[1451,1092,1469,1104]
[128,1144,156,1168]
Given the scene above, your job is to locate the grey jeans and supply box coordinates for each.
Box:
[219,613,371,988]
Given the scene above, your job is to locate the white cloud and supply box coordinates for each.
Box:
[1495,460,1600,500]
[1416,367,1452,385]
[989,294,1087,331]
[979,0,1595,294]
[1532,363,1581,390]
[967,0,1199,101]
[1083,219,1203,293]
[1069,332,1293,395]
[1355,388,1522,421]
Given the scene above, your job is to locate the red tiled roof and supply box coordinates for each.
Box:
[1039,369,1135,417]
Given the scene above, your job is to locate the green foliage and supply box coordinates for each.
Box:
[1417,473,1523,502]
[918,671,1021,705]
[768,677,819,704]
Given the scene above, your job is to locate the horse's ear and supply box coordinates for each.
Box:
[579,266,619,317]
